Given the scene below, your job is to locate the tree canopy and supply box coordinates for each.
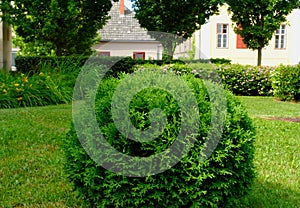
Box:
[227,0,300,66]
[0,0,115,56]
[131,0,221,60]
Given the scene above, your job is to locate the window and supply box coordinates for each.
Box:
[217,24,229,48]
[98,51,110,56]
[275,25,286,49]
[133,52,145,60]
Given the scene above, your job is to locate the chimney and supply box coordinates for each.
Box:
[120,0,125,15]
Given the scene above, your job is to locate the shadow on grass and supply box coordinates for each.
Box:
[238,180,300,207]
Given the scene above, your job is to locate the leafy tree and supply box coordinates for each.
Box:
[12,35,55,56]
[131,0,221,60]
[0,0,114,56]
[227,0,300,66]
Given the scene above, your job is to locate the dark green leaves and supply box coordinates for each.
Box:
[131,0,222,60]
[0,0,114,56]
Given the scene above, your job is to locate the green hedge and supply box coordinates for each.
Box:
[215,64,274,96]
[64,70,256,207]
[136,63,273,96]
[272,64,300,101]
[15,55,186,75]
[13,55,299,102]
[15,55,88,74]
[210,58,231,64]
[183,58,231,64]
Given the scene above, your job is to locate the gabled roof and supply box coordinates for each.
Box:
[99,2,157,42]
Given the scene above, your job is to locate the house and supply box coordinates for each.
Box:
[94,0,193,60]
[0,21,13,70]
[93,0,163,60]
[194,5,300,66]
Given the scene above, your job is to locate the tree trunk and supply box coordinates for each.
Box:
[257,47,262,66]
[162,45,173,61]
[162,39,177,61]
[56,46,62,56]
[166,45,173,61]
[2,21,12,71]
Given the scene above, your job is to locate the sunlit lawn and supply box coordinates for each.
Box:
[238,97,300,208]
[0,104,80,207]
[0,96,299,207]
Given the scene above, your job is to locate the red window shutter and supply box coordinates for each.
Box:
[236,34,247,49]
[236,25,247,49]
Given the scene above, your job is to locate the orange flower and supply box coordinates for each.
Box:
[14,83,20,87]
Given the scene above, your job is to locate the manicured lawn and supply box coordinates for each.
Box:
[0,105,80,207]
[238,97,300,207]
[0,96,299,207]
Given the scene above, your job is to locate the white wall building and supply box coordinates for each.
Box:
[95,0,193,60]
[195,5,300,66]
[94,0,163,60]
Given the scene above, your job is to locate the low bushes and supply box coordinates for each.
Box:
[272,64,300,101]
[5,56,187,108]
[215,63,299,101]
[138,62,298,101]
[15,55,185,75]
[64,70,256,207]
[5,55,299,110]
[133,62,300,102]
[15,55,87,74]
[210,58,232,64]
[216,64,274,96]
[0,68,76,108]
[184,58,231,64]
[136,63,274,97]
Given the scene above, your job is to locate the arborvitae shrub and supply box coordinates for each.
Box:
[64,70,255,207]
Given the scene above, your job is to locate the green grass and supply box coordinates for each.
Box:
[0,104,80,207]
[239,96,300,118]
[238,96,300,208]
[0,97,299,207]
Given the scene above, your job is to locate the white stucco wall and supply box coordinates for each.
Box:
[93,41,163,60]
[173,38,194,59]
[196,5,300,66]
[287,9,300,65]
[197,23,211,60]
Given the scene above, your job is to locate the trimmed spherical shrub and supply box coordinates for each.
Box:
[64,70,255,207]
